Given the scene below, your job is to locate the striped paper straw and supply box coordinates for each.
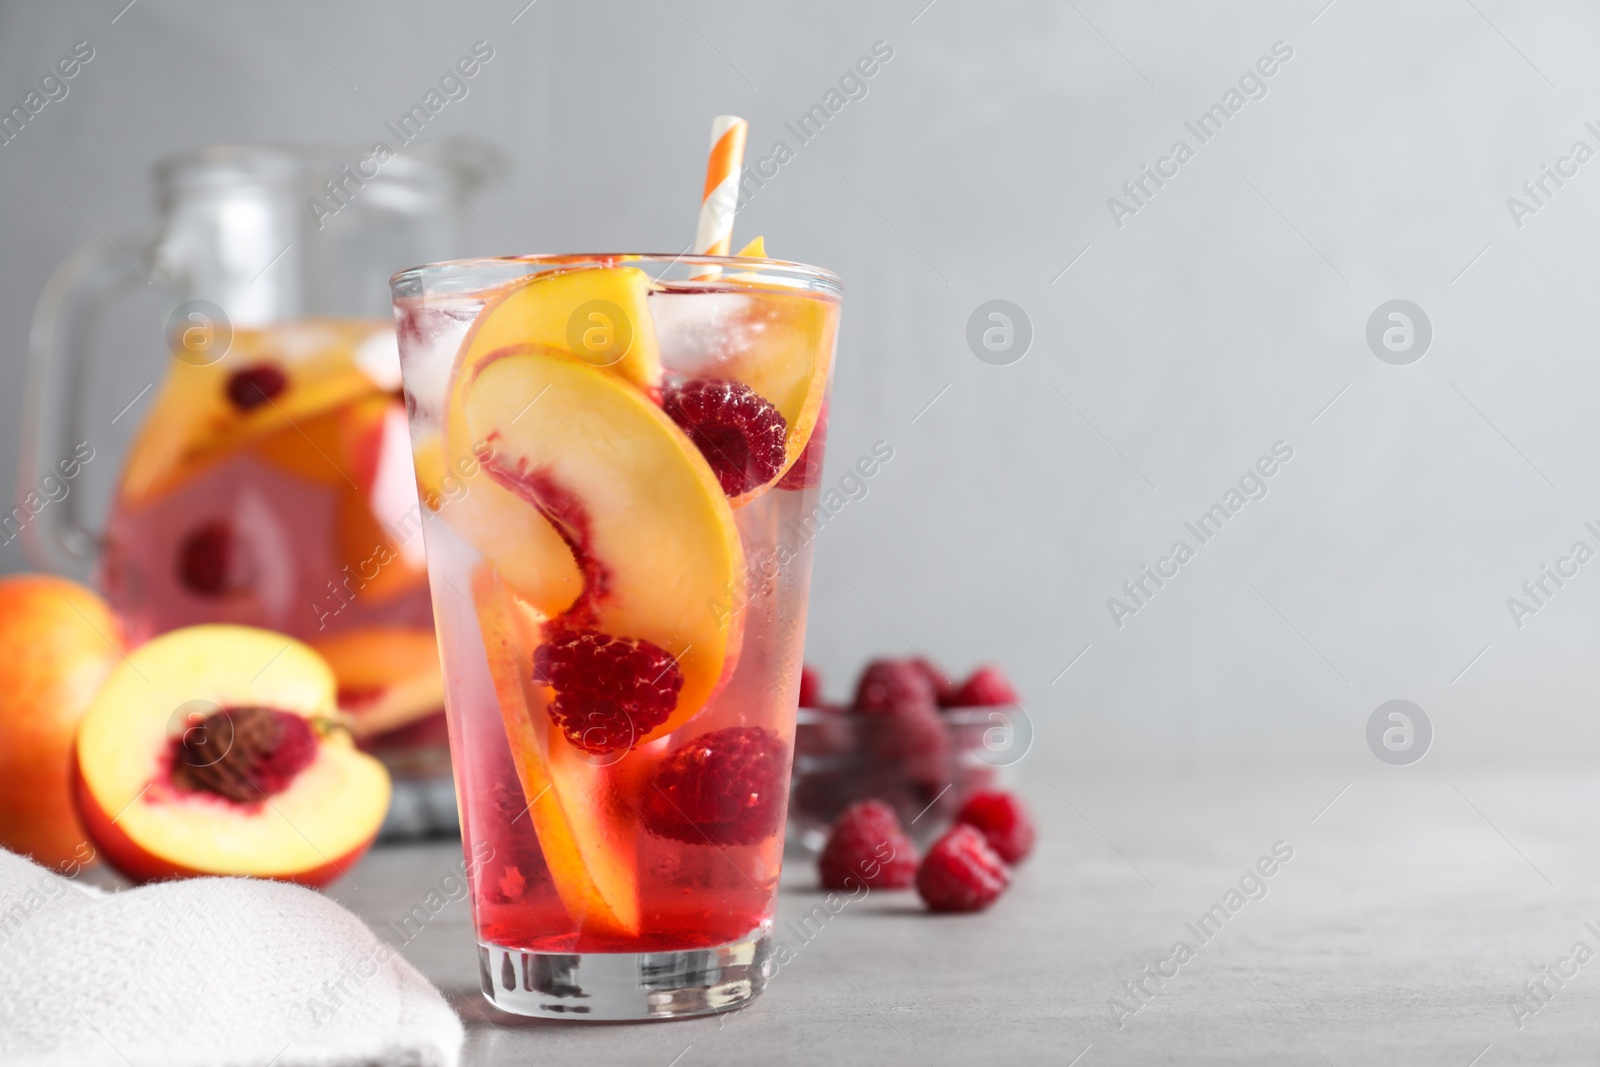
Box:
[694,115,748,256]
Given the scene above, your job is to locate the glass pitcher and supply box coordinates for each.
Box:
[23,140,503,831]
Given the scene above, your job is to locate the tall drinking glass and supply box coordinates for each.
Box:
[391,254,841,1019]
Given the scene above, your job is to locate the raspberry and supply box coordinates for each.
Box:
[664,378,788,497]
[176,521,254,597]
[911,657,960,705]
[852,658,936,716]
[853,663,948,777]
[950,665,1018,707]
[916,824,1010,912]
[532,629,682,754]
[956,791,1036,864]
[863,703,951,783]
[798,664,824,707]
[777,400,828,491]
[818,800,917,889]
[225,363,288,410]
[643,727,788,846]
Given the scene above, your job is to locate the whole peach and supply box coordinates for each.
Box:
[0,574,122,867]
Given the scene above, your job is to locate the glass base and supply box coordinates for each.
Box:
[477,924,772,1021]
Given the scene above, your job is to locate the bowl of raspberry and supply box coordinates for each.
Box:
[788,658,1025,853]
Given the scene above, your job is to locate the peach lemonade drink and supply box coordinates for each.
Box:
[392,254,841,1018]
[101,320,448,760]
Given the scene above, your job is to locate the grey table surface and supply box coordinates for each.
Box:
[328,772,1600,1065]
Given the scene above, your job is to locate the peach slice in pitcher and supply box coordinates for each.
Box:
[472,565,640,938]
[256,394,427,602]
[311,627,444,740]
[253,391,391,488]
[119,321,388,508]
[337,398,431,601]
[459,347,745,752]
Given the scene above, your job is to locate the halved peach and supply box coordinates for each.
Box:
[74,624,390,886]
[461,348,745,743]
[310,627,444,739]
[472,565,640,938]
[119,321,389,508]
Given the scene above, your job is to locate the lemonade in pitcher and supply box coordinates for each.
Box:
[99,318,449,771]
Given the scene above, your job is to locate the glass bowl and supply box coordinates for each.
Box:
[787,704,1022,853]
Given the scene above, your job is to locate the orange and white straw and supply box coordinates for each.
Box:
[694,115,748,256]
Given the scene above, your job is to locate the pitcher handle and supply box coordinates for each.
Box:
[19,238,151,577]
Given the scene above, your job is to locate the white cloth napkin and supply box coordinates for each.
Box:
[0,848,463,1067]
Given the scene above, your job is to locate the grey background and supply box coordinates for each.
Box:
[3,0,1598,778]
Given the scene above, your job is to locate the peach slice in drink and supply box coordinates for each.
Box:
[459,348,745,744]
[711,287,836,490]
[431,269,668,617]
[410,431,448,509]
[653,276,837,503]
[456,265,664,394]
[471,565,641,938]
[439,408,585,619]
[435,338,583,620]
